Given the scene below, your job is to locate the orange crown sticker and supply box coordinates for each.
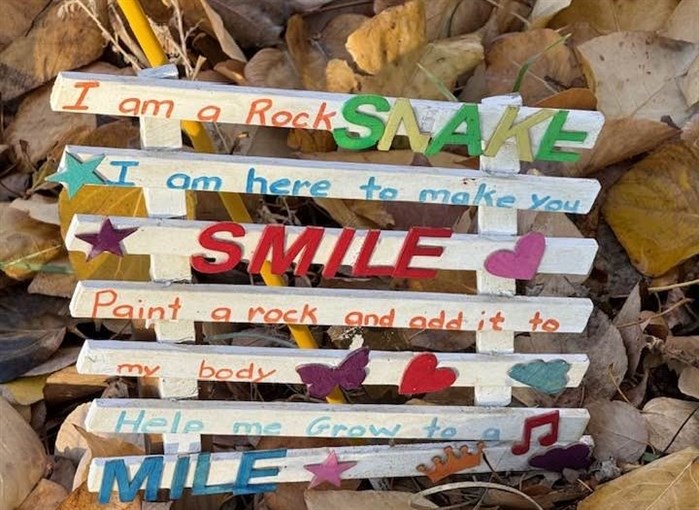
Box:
[416,442,485,482]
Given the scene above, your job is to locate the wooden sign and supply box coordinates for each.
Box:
[50,73,604,162]
[89,438,594,502]
[71,280,592,332]
[58,146,600,212]
[47,68,606,504]
[79,340,589,393]
[66,215,599,277]
[86,398,586,441]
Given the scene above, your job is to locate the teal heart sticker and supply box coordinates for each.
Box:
[508,359,570,394]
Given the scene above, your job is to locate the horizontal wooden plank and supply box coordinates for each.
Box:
[51,73,604,158]
[62,146,601,213]
[86,398,589,441]
[88,436,595,493]
[77,340,589,388]
[67,214,598,275]
[71,281,594,333]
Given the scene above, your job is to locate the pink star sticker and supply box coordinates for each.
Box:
[76,219,138,260]
[303,451,357,489]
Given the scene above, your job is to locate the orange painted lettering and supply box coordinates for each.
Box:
[63,81,100,111]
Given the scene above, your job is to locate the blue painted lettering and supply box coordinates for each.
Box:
[306,416,401,437]
[166,173,222,191]
[192,453,238,496]
[99,457,163,503]
[232,421,282,435]
[106,161,137,186]
[245,168,332,197]
[234,449,288,494]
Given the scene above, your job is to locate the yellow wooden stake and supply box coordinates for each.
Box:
[115,0,346,404]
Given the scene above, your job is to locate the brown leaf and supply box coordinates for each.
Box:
[319,14,369,63]
[0,203,63,280]
[485,28,583,105]
[665,336,699,369]
[534,87,597,110]
[198,0,246,62]
[0,397,47,510]
[613,283,646,375]
[528,0,572,29]
[0,0,50,51]
[18,479,68,510]
[306,490,438,509]
[563,118,679,177]
[0,1,107,100]
[517,308,628,402]
[579,447,699,510]
[424,0,492,40]
[58,481,140,510]
[343,0,483,99]
[578,32,699,125]
[286,14,328,90]
[550,0,680,33]
[679,366,699,399]
[587,400,649,462]
[643,398,699,454]
[244,48,302,88]
[661,0,699,43]
[603,142,699,276]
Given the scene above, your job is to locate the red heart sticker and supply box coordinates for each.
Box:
[399,353,457,395]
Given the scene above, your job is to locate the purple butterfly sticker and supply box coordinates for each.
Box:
[296,348,370,398]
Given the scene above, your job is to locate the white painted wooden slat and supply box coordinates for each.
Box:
[61,145,600,213]
[87,435,594,492]
[137,65,199,455]
[77,339,589,388]
[66,214,598,276]
[50,73,604,153]
[475,95,521,407]
[70,280,594,333]
[85,398,589,441]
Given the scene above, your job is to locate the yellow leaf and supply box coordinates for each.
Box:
[550,0,680,33]
[57,482,140,510]
[0,204,63,280]
[579,447,699,510]
[603,142,699,276]
[0,374,49,405]
[578,32,699,125]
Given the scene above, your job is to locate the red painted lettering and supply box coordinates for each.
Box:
[393,227,452,279]
[313,101,336,130]
[192,222,245,274]
[353,230,394,277]
[197,105,221,122]
[248,225,324,275]
[322,228,355,278]
[292,112,309,128]
[92,289,117,317]
[63,81,100,111]
[271,110,293,127]
[246,98,273,125]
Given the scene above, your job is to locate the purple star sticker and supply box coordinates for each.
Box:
[304,451,357,489]
[76,219,138,260]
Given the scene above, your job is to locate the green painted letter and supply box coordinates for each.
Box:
[535,110,588,162]
[333,95,390,150]
[425,104,482,156]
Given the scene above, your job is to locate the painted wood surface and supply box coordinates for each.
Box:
[66,215,598,276]
[137,64,199,455]
[77,340,589,389]
[60,146,601,213]
[85,398,588,441]
[88,435,594,493]
[50,73,604,161]
[70,281,594,333]
[474,94,520,407]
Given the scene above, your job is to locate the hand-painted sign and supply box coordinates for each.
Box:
[48,67,605,505]
[51,73,604,162]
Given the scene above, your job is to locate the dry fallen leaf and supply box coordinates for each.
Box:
[679,366,699,399]
[319,14,368,63]
[579,447,699,510]
[0,203,63,280]
[424,0,492,40]
[613,283,646,375]
[578,32,699,125]
[286,14,329,91]
[0,1,107,100]
[339,0,484,99]
[0,0,50,51]
[485,28,583,104]
[643,398,699,454]
[563,118,679,177]
[198,0,246,62]
[0,397,47,510]
[18,479,68,510]
[603,142,699,276]
[58,481,140,510]
[550,0,680,33]
[245,48,302,89]
[662,0,699,44]
[587,399,649,462]
[306,490,438,509]
[528,0,572,29]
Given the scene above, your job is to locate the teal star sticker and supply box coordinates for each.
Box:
[47,152,107,198]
